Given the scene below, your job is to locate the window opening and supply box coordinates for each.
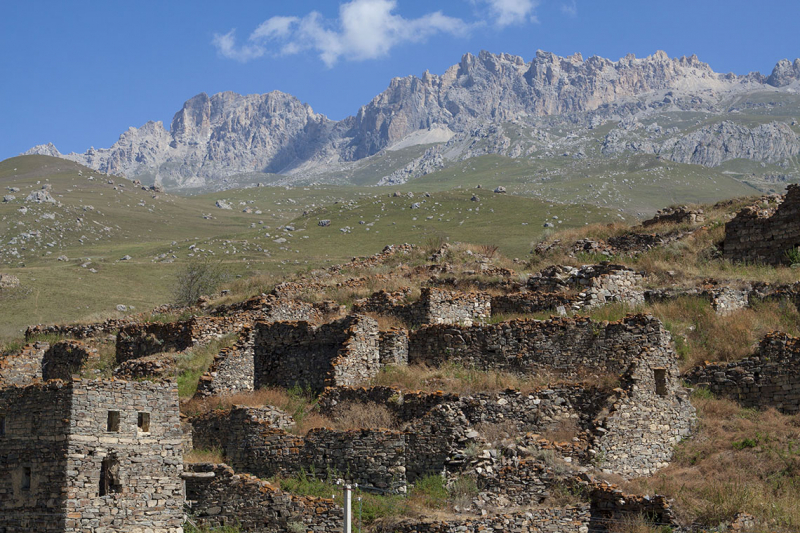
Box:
[100,456,122,496]
[0,415,5,437]
[107,411,120,432]
[654,368,667,397]
[22,467,31,490]
[137,412,150,433]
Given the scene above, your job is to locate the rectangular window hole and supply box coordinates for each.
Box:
[0,415,5,437]
[99,456,122,496]
[107,411,120,432]
[654,368,668,397]
[22,467,31,490]
[137,412,150,433]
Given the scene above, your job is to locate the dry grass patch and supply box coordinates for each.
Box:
[372,363,556,394]
[184,448,224,464]
[181,387,333,435]
[328,401,398,431]
[647,297,800,370]
[624,395,800,532]
[475,420,519,444]
[364,313,407,331]
[539,417,581,444]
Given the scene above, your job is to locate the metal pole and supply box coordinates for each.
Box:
[344,484,352,533]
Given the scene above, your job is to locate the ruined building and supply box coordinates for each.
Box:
[0,379,184,533]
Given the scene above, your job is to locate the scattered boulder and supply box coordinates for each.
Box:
[215,200,232,210]
[57,255,69,262]
[3,195,15,202]
[0,273,20,289]
[494,186,507,194]
[120,255,132,261]
[318,220,331,227]
[25,190,56,204]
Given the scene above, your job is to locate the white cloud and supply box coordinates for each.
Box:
[251,16,299,41]
[483,0,539,27]
[212,0,470,67]
[561,1,577,17]
[211,30,265,62]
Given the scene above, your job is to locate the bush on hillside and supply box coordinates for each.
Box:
[172,257,226,306]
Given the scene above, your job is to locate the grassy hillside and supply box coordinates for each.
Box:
[0,155,614,336]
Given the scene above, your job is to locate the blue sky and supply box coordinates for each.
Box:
[1,0,798,161]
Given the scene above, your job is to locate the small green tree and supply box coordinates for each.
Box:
[172,257,225,306]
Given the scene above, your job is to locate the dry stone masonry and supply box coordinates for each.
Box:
[253,315,380,393]
[184,463,342,533]
[0,379,183,532]
[685,331,800,414]
[723,184,800,265]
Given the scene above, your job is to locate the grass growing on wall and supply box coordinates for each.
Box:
[176,334,239,398]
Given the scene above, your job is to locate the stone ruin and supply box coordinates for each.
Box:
[723,184,800,265]
[253,315,381,393]
[685,331,800,414]
[0,247,742,531]
[0,379,183,532]
[642,206,705,227]
[352,286,491,326]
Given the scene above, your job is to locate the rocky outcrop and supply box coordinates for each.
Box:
[767,58,800,87]
[604,120,800,167]
[659,121,800,166]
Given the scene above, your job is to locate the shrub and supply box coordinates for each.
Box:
[173,257,226,306]
[784,246,800,266]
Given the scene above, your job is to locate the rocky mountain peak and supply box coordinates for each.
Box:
[767,58,800,87]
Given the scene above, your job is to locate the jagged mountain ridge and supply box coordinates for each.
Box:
[25,50,800,189]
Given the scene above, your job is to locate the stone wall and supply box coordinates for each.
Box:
[0,381,72,532]
[41,340,97,381]
[185,463,342,533]
[25,318,134,341]
[642,206,704,227]
[0,342,47,387]
[319,386,607,439]
[527,264,645,311]
[191,408,408,493]
[422,287,491,326]
[253,315,380,393]
[379,328,409,365]
[116,321,194,363]
[195,327,256,398]
[353,287,490,327]
[0,379,184,532]
[579,474,677,530]
[376,507,591,533]
[476,458,557,507]
[116,315,251,363]
[684,331,800,414]
[191,406,295,451]
[408,315,668,376]
[723,184,800,265]
[490,292,574,316]
[325,313,696,478]
[64,379,184,532]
